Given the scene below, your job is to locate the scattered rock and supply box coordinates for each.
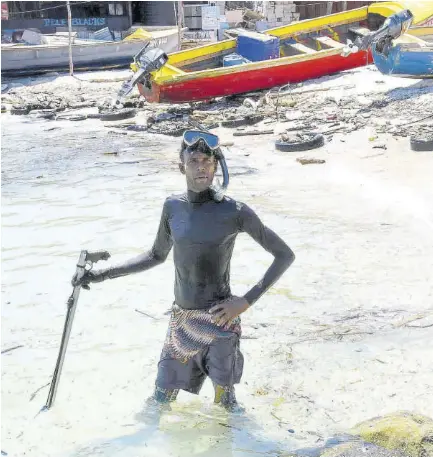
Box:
[351,411,433,457]
[319,441,409,457]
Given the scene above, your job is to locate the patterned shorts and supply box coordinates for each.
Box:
[156,304,244,393]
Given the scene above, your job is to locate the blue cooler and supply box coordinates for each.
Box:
[236,31,280,62]
[223,53,250,67]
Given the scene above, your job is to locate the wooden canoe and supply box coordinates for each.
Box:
[1,27,180,75]
[134,2,430,103]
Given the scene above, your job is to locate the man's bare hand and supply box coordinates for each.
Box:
[209,296,250,327]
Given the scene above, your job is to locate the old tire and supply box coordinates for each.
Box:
[410,135,433,152]
[11,107,29,115]
[276,133,325,152]
[99,108,136,121]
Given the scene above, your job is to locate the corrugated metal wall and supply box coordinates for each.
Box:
[294,1,373,21]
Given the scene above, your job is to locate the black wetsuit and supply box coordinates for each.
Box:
[100,189,295,309]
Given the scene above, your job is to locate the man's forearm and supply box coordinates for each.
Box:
[244,249,295,306]
[101,250,166,280]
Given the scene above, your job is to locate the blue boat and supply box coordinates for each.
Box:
[372,35,433,78]
[342,8,433,78]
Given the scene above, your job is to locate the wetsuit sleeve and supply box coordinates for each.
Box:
[104,199,173,280]
[238,203,295,306]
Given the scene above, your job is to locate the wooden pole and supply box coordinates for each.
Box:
[176,0,182,51]
[127,1,133,28]
[66,0,74,76]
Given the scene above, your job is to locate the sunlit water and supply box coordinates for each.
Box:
[2,113,433,457]
[1,115,298,457]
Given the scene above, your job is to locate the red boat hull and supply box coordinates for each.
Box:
[138,50,372,103]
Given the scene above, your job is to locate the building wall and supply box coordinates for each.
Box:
[1,16,129,33]
[294,1,373,21]
[261,2,299,28]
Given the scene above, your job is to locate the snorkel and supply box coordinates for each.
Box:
[211,147,229,202]
[181,130,229,202]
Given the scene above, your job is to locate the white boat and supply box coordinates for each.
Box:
[1,27,181,75]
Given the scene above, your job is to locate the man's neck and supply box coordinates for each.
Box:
[187,188,212,203]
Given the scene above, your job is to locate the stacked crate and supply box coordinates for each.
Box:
[261,2,300,28]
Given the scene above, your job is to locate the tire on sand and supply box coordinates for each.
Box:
[98,108,136,122]
[275,133,325,152]
[410,135,433,152]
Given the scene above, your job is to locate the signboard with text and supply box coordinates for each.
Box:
[43,17,106,27]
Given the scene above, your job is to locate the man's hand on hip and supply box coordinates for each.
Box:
[209,296,250,327]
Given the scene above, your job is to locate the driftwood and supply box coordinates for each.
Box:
[233,129,274,137]
[1,345,23,355]
[29,382,50,402]
[135,308,157,320]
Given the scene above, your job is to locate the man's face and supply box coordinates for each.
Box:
[181,150,217,192]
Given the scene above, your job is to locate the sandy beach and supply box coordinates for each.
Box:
[1,66,433,457]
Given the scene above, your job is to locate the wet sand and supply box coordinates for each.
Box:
[1,69,433,457]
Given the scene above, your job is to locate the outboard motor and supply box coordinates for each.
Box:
[113,44,169,106]
[342,9,414,57]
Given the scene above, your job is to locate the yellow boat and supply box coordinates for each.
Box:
[132,1,433,103]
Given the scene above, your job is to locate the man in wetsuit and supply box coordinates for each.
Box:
[73,130,295,411]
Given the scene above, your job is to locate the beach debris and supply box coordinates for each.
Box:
[242,98,258,111]
[4,67,431,143]
[135,308,158,320]
[1,345,24,355]
[372,143,387,150]
[11,106,29,115]
[296,157,326,165]
[29,382,50,402]
[29,109,56,120]
[233,129,274,136]
[99,108,136,122]
[410,134,433,152]
[276,133,325,152]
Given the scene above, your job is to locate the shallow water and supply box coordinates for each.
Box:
[2,111,433,457]
[1,114,298,457]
